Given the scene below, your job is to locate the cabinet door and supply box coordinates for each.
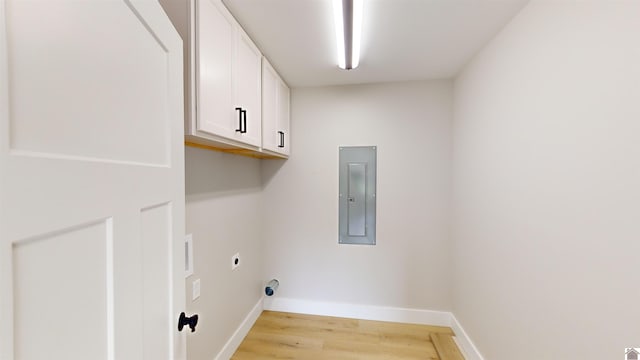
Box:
[262,58,290,156]
[277,79,291,155]
[196,0,235,138]
[234,29,262,147]
[261,59,278,152]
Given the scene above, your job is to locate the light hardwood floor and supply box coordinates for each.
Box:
[232,311,464,360]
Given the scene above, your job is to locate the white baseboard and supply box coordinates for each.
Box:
[263,297,451,327]
[263,297,484,360]
[450,314,485,360]
[214,298,263,360]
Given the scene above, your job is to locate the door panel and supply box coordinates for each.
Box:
[261,59,277,151]
[277,79,290,155]
[0,1,186,359]
[141,203,172,359]
[234,30,261,146]
[13,219,112,360]
[7,0,170,166]
[261,58,289,156]
[196,0,234,138]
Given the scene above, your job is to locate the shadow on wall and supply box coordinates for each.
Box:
[261,157,287,187]
[185,146,263,200]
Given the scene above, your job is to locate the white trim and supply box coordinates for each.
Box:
[184,234,194,278]
[450,314,485,360]
[8,149,169,168]
[214,298,263,360]
[105,218,115,360]
[263,297,451,327]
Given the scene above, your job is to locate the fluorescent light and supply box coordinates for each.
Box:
[334,0,363,70]
[333,0,346,69]
[352,0,362,69]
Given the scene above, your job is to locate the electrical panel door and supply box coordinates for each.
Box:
[339,146,376,245]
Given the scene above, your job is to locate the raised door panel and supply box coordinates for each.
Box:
[12,220,111,360]
[140,203,172,359]
[195,0,234,138]
[277,79,291,156]
[7,0,170,166]
[261,59,278,152]
[233,29,261,147]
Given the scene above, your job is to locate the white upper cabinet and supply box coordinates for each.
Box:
[160,0,290,158]
[262,58,290,156]
[190,0,261,149]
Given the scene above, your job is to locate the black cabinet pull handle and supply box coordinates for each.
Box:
[241,110,247,134]
[235,107,243,133]
[178,312,199,332]
[278,131,284,148]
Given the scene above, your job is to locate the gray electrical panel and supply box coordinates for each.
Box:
[339,146,376,245]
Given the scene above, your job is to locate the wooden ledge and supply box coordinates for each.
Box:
[185,141,284,160]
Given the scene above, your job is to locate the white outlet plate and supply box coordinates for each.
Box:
[231,253,240,270]
[192,278,201,300]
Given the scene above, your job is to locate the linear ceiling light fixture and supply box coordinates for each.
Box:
[333,0,363,70]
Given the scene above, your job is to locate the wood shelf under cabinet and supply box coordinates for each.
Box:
[185,140,284,160]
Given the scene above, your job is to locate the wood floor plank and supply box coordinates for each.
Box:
[359,319,454,337]
[322,338,439,360]
[232,311,464,360]
[430,333,465,360]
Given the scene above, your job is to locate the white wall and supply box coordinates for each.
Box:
[262,80,453,311]
[157,2,266,358]
[452,1,640,359]
[185,147,264,360]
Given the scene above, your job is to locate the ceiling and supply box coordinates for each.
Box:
[222,0,530,88]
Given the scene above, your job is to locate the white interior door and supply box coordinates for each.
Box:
[0,1,186,359]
